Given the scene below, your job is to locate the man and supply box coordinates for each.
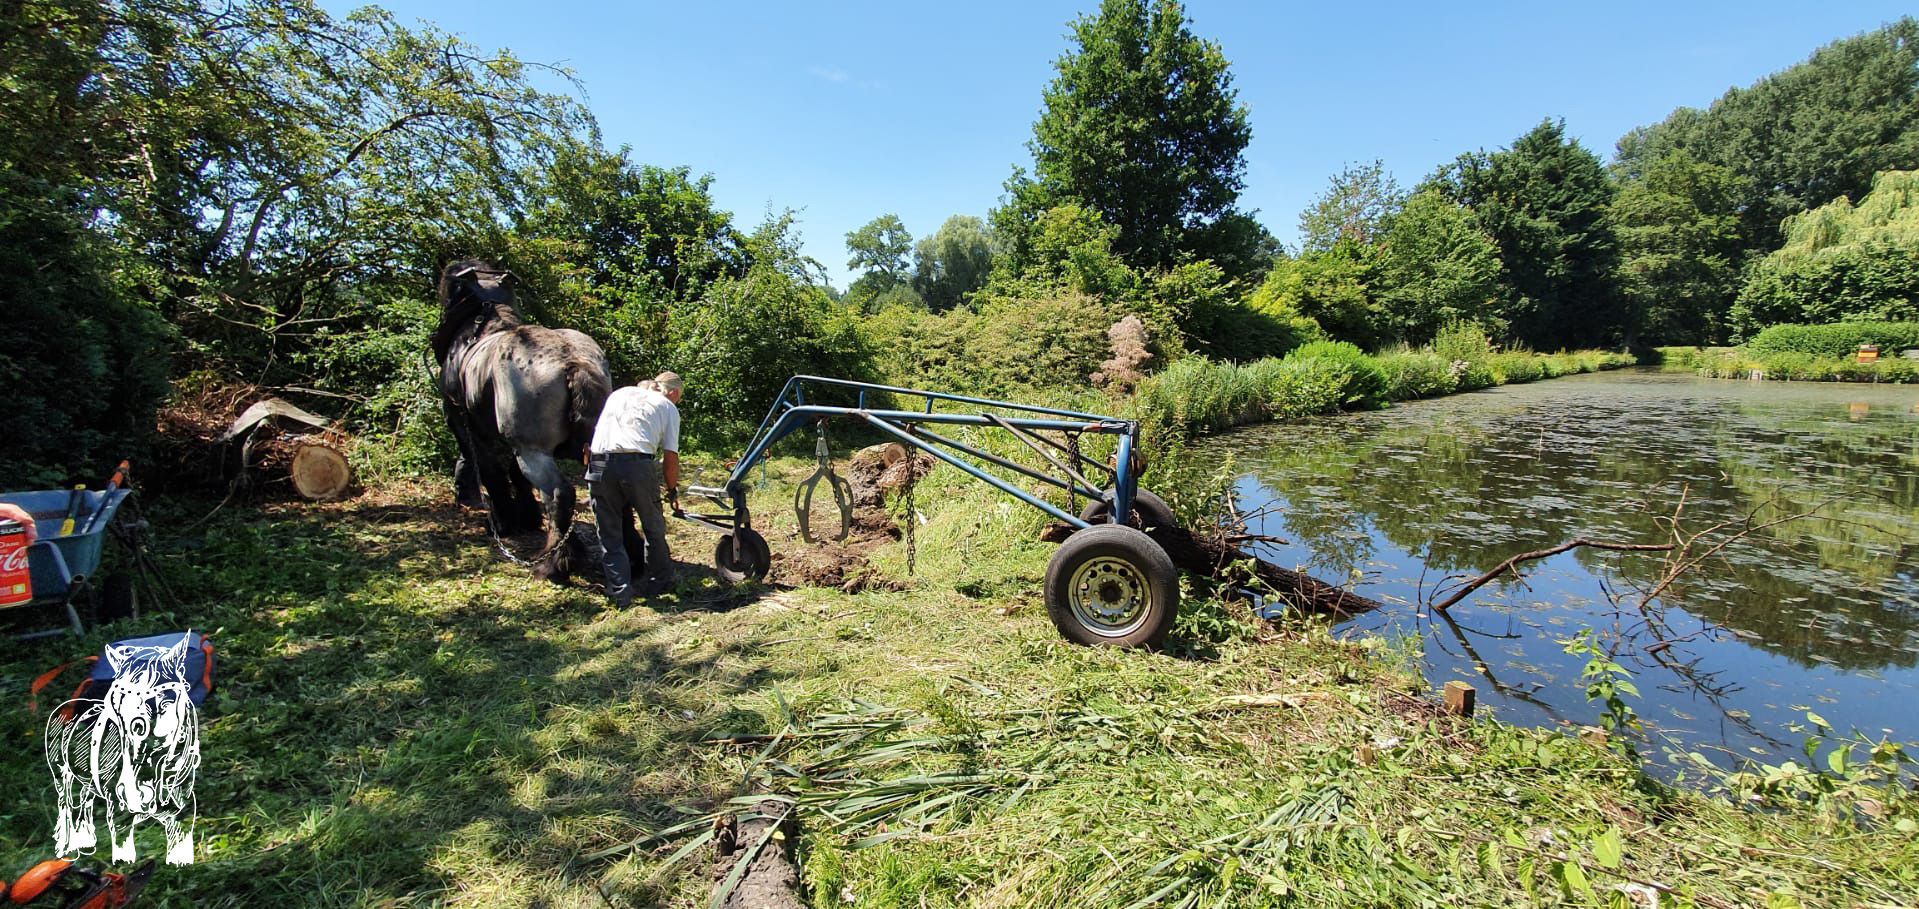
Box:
[586,371,683,606]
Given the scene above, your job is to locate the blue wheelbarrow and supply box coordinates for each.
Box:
[0,483,144,639]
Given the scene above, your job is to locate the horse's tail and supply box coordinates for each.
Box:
[565,358,612,456]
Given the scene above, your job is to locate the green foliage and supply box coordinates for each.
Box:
[1282,340,1389,410]
[1373,348,1459,400]
[1615,18,1919,256]
[1612,152,1747,345]
[1374,189,1506,345]
[1434,119,1624,350]
[1722,712,1919,825]
[1251,241,1377,345]
[1730,171,1919,337]
[1745,321,1919,358]
[867,293,1121,398]
[1560,631,1644,760]
[998,0,1264,278]
[843,214,920,312]
[670,218,875,443]
[0,179,172,487]
[1297,160,1404,253]
[911,215,996,311]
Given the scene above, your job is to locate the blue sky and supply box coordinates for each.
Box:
[335,0,1913,290]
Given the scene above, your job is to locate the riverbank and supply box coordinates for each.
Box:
[1654,345,1919,382]
[3,462,1911,906]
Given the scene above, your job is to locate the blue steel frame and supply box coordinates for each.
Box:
[681,375,1142,537]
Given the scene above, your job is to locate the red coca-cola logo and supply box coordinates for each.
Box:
[0,545,28,573]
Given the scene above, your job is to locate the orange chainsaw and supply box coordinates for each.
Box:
[1,859,153,908]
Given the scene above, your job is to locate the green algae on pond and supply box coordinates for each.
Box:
[1214,368,1919,770]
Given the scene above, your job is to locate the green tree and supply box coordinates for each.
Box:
[1615,18,1919,256]
[912,215,996,311]
[844,214,920,311]
[1298,161,1404,253]
[1434,119,1623,350]
[1730,170,1919,335]
[997,0,1258,277]
[1250,241,1377,346]
[1374,189,1506,345]
[1612,153,1746,345]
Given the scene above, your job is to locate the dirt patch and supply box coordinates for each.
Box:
[768,505,905,592]
[762,444,935,593]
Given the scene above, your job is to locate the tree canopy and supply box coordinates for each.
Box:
[996,0,1261,278]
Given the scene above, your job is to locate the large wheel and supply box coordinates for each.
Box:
[714,528,772,583]
[1078,489,1177,532]
[1044,524,1178,648]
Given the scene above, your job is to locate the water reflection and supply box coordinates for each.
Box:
[1214,370,1919,768]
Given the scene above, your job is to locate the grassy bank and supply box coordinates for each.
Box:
[1654,345,1919,382]
[1133,339,1638,440]
[2,460,1912,907]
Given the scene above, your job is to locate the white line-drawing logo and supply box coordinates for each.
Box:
[45,635,201,864]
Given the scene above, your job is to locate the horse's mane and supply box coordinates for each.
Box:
[432,258,525,363]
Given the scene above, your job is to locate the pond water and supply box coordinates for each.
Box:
[1212,369,1919,771]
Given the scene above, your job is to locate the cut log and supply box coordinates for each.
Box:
[713,799,806,909]
[290,443,353,500]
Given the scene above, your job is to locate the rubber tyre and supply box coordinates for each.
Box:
[1078,489,1177,532]
[714,528,772,583]
[1044,524,1178,648]
[97,572,137,623]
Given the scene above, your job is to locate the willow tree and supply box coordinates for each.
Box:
[1731,170,1919,335]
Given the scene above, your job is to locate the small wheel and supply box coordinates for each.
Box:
[1044,524,1178,648]
[714,528,771,583]
[1079,489,1177,531]
[97,572,137,622]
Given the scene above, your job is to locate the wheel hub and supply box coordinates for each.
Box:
[1069,556,1150,634]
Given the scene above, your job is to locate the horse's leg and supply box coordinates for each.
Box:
[516,450,571,582]
[162,811,194,864]
[442,398,485,508]
[505,456,543,532]
[109,804,132,862]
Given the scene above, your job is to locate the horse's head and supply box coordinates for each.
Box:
[102,638,197,814]
[432,258,526,363]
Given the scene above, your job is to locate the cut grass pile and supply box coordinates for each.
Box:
[0,460,1913,907]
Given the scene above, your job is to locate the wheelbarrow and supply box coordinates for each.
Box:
[682,376,1181,647]
[0,481,146,639]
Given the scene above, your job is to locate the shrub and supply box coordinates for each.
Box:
[1281,340,1388,409]
[1374,349,1457,400]
[1745,322,1919,358]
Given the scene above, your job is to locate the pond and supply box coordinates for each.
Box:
[1212,368,1919,772]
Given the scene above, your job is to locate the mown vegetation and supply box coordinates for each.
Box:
[4,468,1914,906]
[4,0,1918,903]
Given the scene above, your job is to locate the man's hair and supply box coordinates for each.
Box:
[653,371,684,393]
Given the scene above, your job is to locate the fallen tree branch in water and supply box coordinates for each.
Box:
[1433,539,1675,613]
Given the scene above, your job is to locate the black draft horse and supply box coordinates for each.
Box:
[432,259,612,581]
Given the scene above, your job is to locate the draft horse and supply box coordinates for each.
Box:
[432,259,612,581]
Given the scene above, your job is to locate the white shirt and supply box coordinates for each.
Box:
[591,385,680,455]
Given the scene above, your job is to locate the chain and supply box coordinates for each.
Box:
[1066,432,1082,513]
[903,477,916,575]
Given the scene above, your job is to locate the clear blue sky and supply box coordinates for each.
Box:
[334,0,1913,290]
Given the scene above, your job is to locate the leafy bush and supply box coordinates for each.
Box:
[1281,340,1388,409]
[1744,322,1919,358]
[1374,349,1457,400]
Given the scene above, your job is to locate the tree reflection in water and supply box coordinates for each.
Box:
[1217,370,1919,770]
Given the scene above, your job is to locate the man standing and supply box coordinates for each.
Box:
[587,372,683,606]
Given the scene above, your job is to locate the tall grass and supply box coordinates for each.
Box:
[1136,339,1636,441]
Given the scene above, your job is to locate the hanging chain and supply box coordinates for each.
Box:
[903,474,916,576]
[1066,432,1082,513]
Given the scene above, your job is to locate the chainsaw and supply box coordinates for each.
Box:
[0,859,153,908]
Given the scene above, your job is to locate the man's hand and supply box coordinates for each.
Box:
[0,502,35,545]
[665,487,683,518]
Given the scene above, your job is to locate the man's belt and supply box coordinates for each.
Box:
[592,451,654,460]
